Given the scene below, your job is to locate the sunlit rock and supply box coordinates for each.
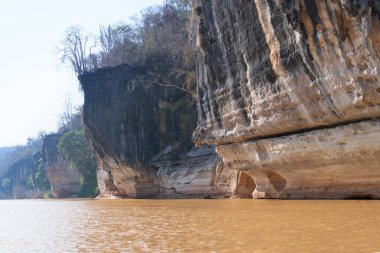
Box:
[154,145,239,198]
[79,65,243,198]
[42,134,81,198]
[192,0,380,198]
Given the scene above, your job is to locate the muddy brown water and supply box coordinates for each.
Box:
[0,199,379,252]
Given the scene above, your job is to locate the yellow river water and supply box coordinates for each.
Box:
[0,199,379,253]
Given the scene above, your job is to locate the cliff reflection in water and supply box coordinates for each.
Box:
[0,199,379,253]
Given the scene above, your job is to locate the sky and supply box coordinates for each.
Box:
[0,0,162,147]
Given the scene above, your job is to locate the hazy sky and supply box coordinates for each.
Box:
[0,0,162,146]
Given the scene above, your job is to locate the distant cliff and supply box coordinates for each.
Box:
[42,134,82,198]
[3,156,36,198]
[0,152,49,199]
[192,0,380,198]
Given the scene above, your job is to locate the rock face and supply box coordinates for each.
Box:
[79,64,246,198]
[42,134,82,198]
[192,0,380,198]
[154,145,239,198]
[0,151,52,199]
[219,120,380,198]
[6,158,35,199]
[96,157,120,198]
[79,64,197,198]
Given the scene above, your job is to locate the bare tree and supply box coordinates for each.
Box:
[59,95,82,131]
[130,71,198,101]
[98,23,139,67]
[58,25,96,76]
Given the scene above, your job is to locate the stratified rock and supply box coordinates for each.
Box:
[192,0,380,198]
[42,134,81,198]
[154,145,239,198]
[219,119,380,198]
[78,64,247,199]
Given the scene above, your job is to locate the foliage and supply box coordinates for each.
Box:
[98,23,140,66]
[58,0,196,99]
[43,190,52,199]
[34,158,50,190]
[25,175,34,190]
[58,130,98,197]
[1,178,11,193]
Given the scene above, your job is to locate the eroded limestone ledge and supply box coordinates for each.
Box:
[192,0,380,145]
[94,154,159,198]
[217,119,380,199]
[154,146,240,198]
[95,145,252,199]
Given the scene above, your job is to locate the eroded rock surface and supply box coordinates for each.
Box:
[219,119,380,198]
[42,134,81,198]
[1,152,44,199]
[192,0,380,198]
[79,63,243,198]
[96,157,120,198]
[154,145,239,198]
[79,64,196,198]
[193,0,380,144]
[6,158,34,199]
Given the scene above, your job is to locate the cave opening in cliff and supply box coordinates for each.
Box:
[236,171,256,198]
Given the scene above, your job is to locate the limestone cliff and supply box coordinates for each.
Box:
[5,157,35,199]
[154,145,240,198]
[192,0,380,198]
[79,64,198,197]
[0,152,46,199]
[79,64,247,198]
[42,134,82,198]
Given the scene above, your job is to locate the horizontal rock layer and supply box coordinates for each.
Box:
[193,0,380,145]
[218,119,380,199]
[154,146,239,198]
[192,0,380,198]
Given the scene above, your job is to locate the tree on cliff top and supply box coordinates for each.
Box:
[58,25,97,76]
[58,1,193,70]
[58,1,197,100]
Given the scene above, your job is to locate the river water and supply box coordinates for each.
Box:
[0,199,379,253]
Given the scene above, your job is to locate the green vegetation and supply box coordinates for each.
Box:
[25,175,34,190]
[34,158,50,191]
[43,190,52,199]
[58,130,98,197]
[1,178,11,194]
[0,134,51,198]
